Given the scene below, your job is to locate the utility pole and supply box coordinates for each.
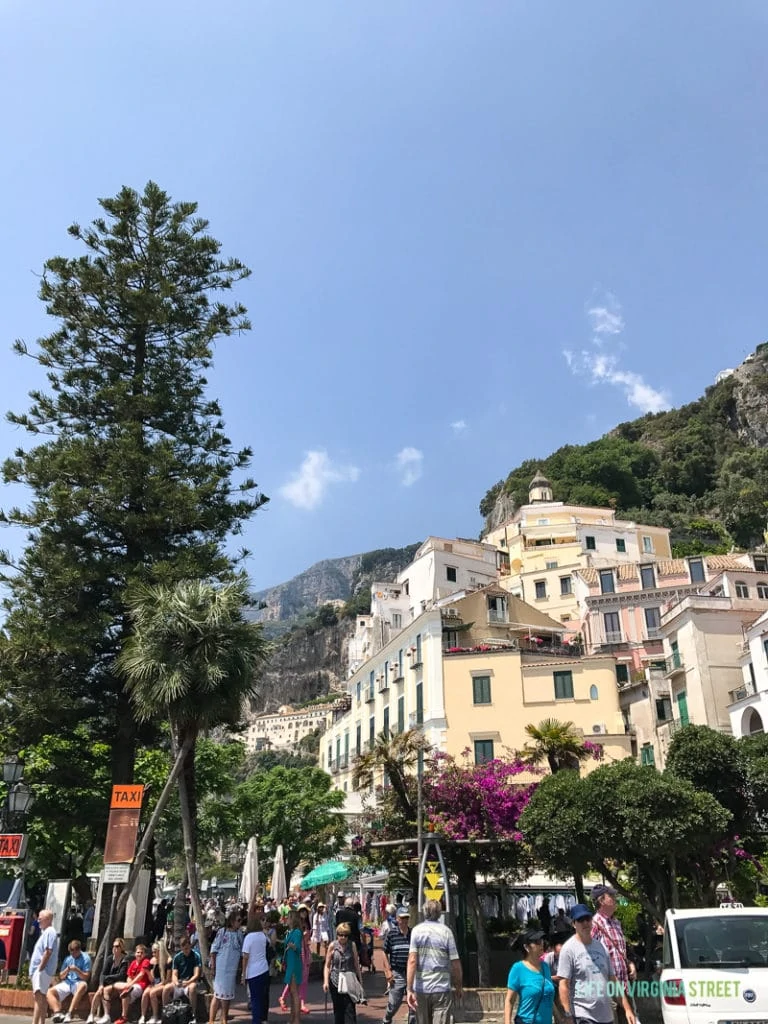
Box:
[416,749,424,919]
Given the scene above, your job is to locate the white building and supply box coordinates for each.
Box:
[729,609,768,738]
[244,700,345,753]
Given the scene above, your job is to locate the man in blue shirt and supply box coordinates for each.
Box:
[49,939,92,1023]
[383,908,415,1024]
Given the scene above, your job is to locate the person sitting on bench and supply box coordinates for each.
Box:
[49,940,92,1023]
[163,935,201,1022]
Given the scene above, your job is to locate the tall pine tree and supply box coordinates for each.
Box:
[0,183,266,827]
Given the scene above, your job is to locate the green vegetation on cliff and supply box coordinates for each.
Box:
[481,347,768,554]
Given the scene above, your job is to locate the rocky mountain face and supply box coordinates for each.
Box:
[252,544,420,710]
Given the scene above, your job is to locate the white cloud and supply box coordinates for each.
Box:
[451,419,467,435]
[564,295,670,415]
[396,447,424,487]
[279,450,360,510]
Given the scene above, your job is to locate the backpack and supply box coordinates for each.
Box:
[162,999,195,1024]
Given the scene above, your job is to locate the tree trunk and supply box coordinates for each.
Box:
[573,873,585,902]
[92,732,194,979]
[177,730,210,968]
[463,867,491,988]
[174,874,188,945]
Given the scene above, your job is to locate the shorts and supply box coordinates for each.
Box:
[125,985,143,1003]
[173,985,195,999]
[32,971,53,995]
[53,981,78,1001]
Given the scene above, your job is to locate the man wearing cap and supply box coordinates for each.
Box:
[591,884,635,1024]
[406,900,462,1024]
[557,904,635,1024]
[382,909,415,1024]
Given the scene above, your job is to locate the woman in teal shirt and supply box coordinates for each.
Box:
[504,929,555,1024]
[283,911,303,1024]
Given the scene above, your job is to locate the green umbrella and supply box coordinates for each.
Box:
[300,860,352,889]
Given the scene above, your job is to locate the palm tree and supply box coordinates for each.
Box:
[117,576,269,963]
[521,718,590,774]
[353,727,432,818]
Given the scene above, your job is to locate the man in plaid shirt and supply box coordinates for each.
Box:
[591,886,635,1024]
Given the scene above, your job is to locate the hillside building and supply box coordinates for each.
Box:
[244,698,348,753]
[484,472,672,636]
[730,608,768,738]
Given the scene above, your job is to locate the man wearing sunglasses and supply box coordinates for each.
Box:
[557,905,635,1024]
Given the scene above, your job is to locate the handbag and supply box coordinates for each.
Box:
[337,970,365,1004]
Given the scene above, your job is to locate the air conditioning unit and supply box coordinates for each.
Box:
[592,723,608,734]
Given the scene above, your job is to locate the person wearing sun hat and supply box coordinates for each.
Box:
[557,905,635,1024]
[504,929,555,1024]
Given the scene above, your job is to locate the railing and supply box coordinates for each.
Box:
[645,627,662,640]
[729,683,756,704]
[519,637,583,657]
[338,753,349,770]
[665,652,684,674]
[329,759,338,773]
[488,610,507,624]
[377,678,389,693]
[365,688,376,702]
[392,671,405,683]
[604,631,623,645]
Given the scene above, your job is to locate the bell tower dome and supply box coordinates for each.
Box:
[529,469,553,504]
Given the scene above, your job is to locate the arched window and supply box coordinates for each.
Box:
[590,684,599,700]
[735,581,750,599]
[757,581,768,600]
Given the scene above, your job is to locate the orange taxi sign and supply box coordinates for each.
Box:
[110,785,144,809]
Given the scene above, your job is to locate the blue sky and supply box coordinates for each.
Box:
[2,1,768,590]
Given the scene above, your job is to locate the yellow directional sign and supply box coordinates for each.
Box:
[424,887,444,901]
[425,869,442,888]
[427,860,439,872]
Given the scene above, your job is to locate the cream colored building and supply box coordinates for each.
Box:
[321,582,631,809]
[245,699,346,753]
[654,568,768,765]
[729,607,768,738]
[485,472,671,636]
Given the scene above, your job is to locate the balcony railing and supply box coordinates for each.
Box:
[729,683,756,704]
[377,678,389,693]
[519,637,584,657]
[392,671,405,684]
[338,753,349,770]
[604,631,623,645]
[665,652,684,675]
[488,609,507,624]
[365,688,376,703]
[329,759,339,774]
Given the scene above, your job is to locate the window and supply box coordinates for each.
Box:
[446,566,457,583]
[585,535,596,551]
[754,555,768,572]
[327,742,332,766]
[640,744,655,767]
[749,661,757,688]
[589,684,599,700]
[473,675,492,705]
[616,538,626,553]
[764,639,768,664]
[384,662,389,687]
[656,698,671,721]
[369,716,375,746]
[383,706,390,735]
[640,565,656,590]
[554,670,574,700]
[560,576,573,596]
[474,739,495,765]
[599,570,615,594]
[643,536,654,554]
[546,560,558,570]
[404,580,409,596]
[392,612,402,629]
[488,595,507,622]
[356,680,362,702]
[355,723,361,754]
[336,737,341,761]
[415,634,422,664]
[535,580,547,600]
[735,581,750,599]
[604,612,621,643]
[689,558,705,583]
[416,682,423,725]
[644,607,661,633]
[397,695,405,734]
[537,518,550,525]
[615,663,630,686]
[758,583,768,600]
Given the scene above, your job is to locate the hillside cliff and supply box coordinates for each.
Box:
[480,344,768,554]
[253,544,419,710]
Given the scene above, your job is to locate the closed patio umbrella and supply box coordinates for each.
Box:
[270,844,287,901]
[239,837,259,902]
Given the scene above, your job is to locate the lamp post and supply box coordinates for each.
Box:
[0,755,35,910]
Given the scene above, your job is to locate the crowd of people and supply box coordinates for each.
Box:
[23,883,640,1024]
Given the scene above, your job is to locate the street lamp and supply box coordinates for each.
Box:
[2,756,23,786]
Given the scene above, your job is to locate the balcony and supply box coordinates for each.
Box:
[488,609,508,624]
[329,759,339,774]
[604,631,624,645]
[392,671,405,684]
[377,678,389,693]
[519,637,583,658]
[338,753,349,770]
[410,660,424,670]
[729,682,757,705]
[664,652,685,677]
[365,689,376,703]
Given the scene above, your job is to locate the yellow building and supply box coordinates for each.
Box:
[321,583,631,809]
[485,472,671,635]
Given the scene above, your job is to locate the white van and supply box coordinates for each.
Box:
[661,905,768,1024]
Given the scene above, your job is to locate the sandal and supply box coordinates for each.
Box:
[278,999,288,1014]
